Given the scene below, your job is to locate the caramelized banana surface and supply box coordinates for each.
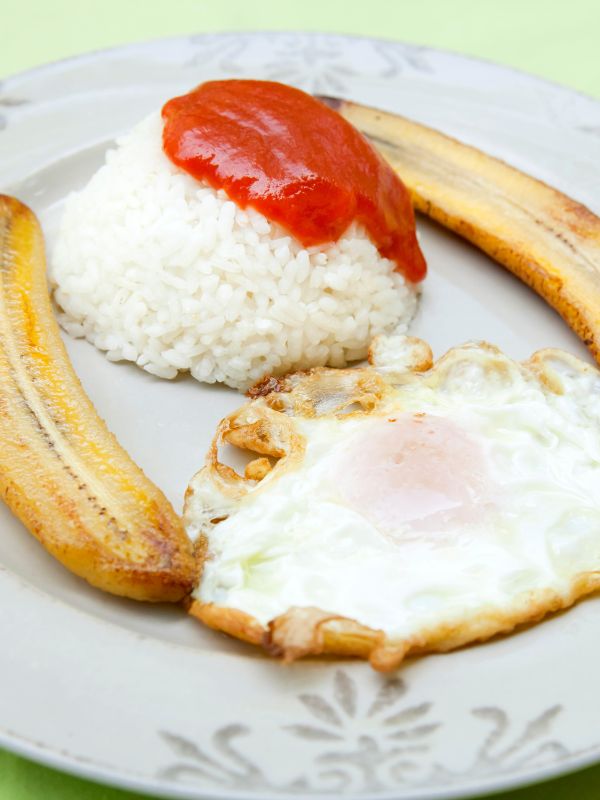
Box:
[0,196,197,601]
[322,97,600,364]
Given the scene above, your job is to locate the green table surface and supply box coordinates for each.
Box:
[1,1,599,799]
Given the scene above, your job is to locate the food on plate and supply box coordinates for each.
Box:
[0,196,197,601]
[185,335,600,670]
[50,80,425,390]
[5,77,600,669]
[324,97,600,366]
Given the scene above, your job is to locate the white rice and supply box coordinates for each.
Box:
[51,112,418,390]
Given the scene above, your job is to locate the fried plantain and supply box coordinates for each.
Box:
[0,196,197,601]
[320,97,600,364]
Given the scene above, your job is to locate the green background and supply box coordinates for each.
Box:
[1,0,600,798]
[1,0,599,97]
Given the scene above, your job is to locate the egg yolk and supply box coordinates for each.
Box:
[337,414,494,535]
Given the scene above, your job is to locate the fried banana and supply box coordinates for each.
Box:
[321,97,600,364]
[0,195,197,601]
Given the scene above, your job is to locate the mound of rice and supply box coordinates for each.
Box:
[51,112,418,390]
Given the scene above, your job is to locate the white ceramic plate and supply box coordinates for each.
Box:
[1,31,600,800]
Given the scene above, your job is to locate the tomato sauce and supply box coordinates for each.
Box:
[162,80,426,282]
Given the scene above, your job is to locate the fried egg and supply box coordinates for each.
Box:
[184,336,600,670]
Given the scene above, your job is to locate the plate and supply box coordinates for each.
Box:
[2,31,600,800]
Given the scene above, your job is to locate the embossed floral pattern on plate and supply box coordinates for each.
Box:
[158,670,592,795]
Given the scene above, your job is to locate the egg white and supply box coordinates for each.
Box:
[186,339,600,644]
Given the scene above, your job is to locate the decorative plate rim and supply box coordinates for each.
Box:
[0,713,598,800]
[2,28,599,107]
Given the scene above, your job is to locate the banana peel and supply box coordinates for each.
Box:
[320,97,600,363]
[0,195,197,601]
